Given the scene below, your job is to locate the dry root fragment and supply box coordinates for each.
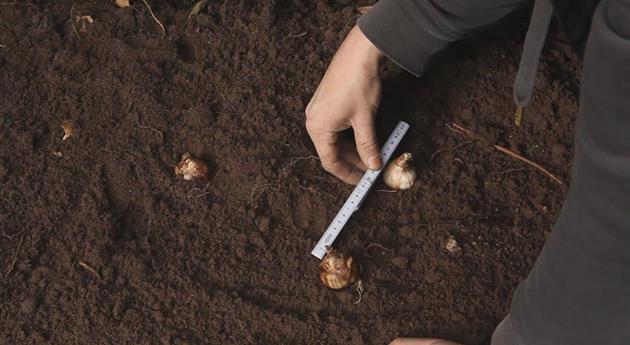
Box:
[115,0,130,8]
[353,279,364,304]
[319,247,360,290]
[141,0,166,33]
[189,0,208,18]
[78,261,101,280]
[445,235,461,254]
[61,120,75,141]
[175,152,209,181]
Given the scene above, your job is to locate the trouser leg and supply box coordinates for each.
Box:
[492,1,630,344]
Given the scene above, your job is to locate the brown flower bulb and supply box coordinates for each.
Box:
[175,152,209,181]
[319,247,360,290]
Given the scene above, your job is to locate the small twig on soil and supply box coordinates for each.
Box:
[298,184,338,203]
[78,260,102,280]
[312,174,339,185]
[448,122,472,136]
[0,44,6,48]
[448,122,563,185]
[494,145,562,185]
[488,168,528,176]
[279,155,318,177]
[249,181,272,205]
[285,31,307,39]
[141,0,165,33]
[365,242,393,257]
[70,3,81,41]
[353,279,364,304]
[137,123,163,141]
[3,232,25,279]
[186,182,212,199]
[375,189,397,193]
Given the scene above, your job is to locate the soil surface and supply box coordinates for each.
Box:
[1,1,580,344]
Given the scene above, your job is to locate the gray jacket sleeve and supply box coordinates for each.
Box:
[499,1,630,343]
[357,0,525,76]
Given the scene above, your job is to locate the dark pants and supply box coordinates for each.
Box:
[492,1,630,343]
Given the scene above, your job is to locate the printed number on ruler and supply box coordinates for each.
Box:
[311,121,409,259]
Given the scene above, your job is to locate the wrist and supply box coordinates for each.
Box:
[350,25,385,72]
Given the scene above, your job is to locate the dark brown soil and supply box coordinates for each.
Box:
[0,1,580,344]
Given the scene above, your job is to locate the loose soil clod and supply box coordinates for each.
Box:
[115,0,130,8]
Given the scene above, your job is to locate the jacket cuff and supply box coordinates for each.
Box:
[357,0,458,76]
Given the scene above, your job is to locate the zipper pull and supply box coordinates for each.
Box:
[514,105,524,126]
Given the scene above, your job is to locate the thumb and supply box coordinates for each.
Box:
[352,113,382,170]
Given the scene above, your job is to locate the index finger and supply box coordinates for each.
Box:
[309,129,363,184]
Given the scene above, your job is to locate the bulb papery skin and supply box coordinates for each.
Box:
[383,153,417,190]
[62,121,75,141]
[319,248,360,290]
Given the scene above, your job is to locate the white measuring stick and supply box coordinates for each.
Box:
[311,121,410,259]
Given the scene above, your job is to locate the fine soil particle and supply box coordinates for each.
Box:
[0,1,579,344]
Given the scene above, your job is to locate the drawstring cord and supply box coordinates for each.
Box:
[513,0,554,126]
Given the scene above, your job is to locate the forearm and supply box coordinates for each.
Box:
[357,0,525,75]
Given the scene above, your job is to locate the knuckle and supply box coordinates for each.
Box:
[357,138,378,152]
[305,115,321,134]
[320,160,335,173]
[304,105,313,119]
[304,102,318,120]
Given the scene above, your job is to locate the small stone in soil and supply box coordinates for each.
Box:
[445,235,461,254]
[391,256,409,269]
[257,215,270,233]
[398,226,415,238]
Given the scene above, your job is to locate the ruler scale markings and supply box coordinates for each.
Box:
[311,121,409,259]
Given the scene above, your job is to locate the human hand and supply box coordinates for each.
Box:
[305,25,384,184]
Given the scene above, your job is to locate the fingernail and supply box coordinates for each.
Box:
[368,156,381,170]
